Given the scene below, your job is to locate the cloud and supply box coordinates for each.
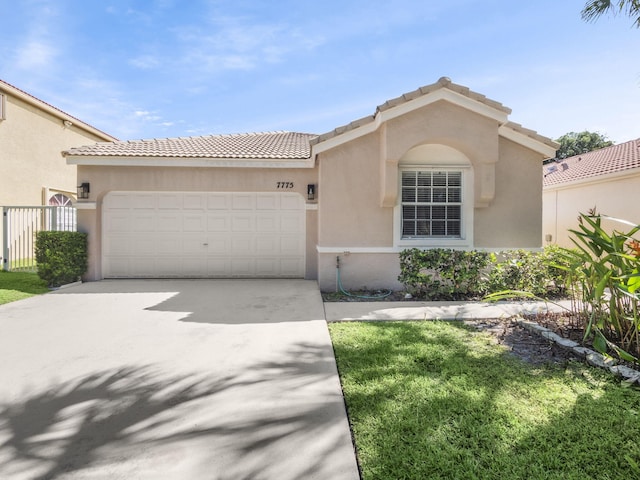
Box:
[170,14,325,75]
[11,1,62,72]
[134,110,162,122]
[129,55,161,70]
[15,39,58,69]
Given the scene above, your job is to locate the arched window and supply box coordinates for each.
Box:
[394,144,474,248]
[48,193,73,207]
[48,193,76,231]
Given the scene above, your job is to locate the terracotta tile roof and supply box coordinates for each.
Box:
[543,138,640,187]
[0,78,118,141]
[311,77,514,146]
[64,131,316,159]
[502,121,560,151]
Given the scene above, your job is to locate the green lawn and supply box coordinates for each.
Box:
[329,321,640,480]
[0,270,49,305]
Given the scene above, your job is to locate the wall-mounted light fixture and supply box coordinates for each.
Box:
[77,182,90,199]
[307,184,316,201]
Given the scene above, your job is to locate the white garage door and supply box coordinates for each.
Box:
[102,192,305,278]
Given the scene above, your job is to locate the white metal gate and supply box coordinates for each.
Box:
[1,206,77,272]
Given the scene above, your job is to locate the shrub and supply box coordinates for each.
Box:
[398,248,490,300]
[35,231,88,287]
[560,211,640,362]
[486,247,571,298]
[399,246,571,301]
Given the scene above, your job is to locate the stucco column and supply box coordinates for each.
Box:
[475,162,496,208]
[379,123,399,207]
[76,204,100,281]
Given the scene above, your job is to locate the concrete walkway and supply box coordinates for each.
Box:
[0,280,360,480]
[325,299,573,322]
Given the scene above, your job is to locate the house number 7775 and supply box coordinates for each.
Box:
[277,182,294,189]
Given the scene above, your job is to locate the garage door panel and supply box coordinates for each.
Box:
[207,215,230,232]
[104,235,132,255]
[103,192,305,278]
[255,258,278,276]
[207,194,230,209]
[105,213,131,233]
[231,236,253,254]
[256,236,278,255]
[183,237,208,255]
[256,194,279,210]
[231,215,254,232]
[231,258,253,276]
[281,215,303,233]
[280,236,304,254]
[207,258,229,276]
[183,193,206,210]
[206,238,229,254]
[183,213,206,232]
[182,257,208,276]
[157,237,181,255]
[281,193,302,210]
[131,238,158,255]
[157,214,182,232]
[158,194,182,210]
[104,258,130,277]
[132,194,156,209]
[131,214,155,232]
[256,214,278,232]
[281,258,304,276]
[232,193,255,210]
[129,257,157,277]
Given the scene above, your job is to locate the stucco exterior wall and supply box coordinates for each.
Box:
[76,165,318,281]
[0,91,109,206]
[474,137,543,248]
[315,101,545,290]
[317,133,392,247]
[543,172,640,248]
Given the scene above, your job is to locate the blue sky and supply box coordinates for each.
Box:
[2,0,639,143]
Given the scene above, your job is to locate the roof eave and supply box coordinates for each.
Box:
[499,123,559,158]
[311,82,512,155]
[65,155,315,168]
[0,79,117,142]
[544,165,640,190]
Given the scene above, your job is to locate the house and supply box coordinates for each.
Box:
[0,79,117,270]
[0,79,117,207]
[64,77,557,290]
[543,138,640,248]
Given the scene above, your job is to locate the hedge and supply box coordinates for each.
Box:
[398,246,570,300]
[35,231,88,287]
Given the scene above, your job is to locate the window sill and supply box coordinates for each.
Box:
[396,238,472,249]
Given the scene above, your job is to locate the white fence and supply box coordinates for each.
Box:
[1,206,77,272]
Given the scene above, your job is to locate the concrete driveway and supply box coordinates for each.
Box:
[0,280,360,480]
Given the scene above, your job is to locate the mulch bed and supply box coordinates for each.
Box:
[323,290,638,370]
[464,315,584,366]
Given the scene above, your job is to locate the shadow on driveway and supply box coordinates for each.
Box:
[51,279,326,324]
[0,343,357,480]
[0,279,359,479]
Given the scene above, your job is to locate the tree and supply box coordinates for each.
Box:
[554,131,614,160]
[582,0,640,28]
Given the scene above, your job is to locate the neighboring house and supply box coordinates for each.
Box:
[64,77,557,290]
[0,79,117,207]
[543,138,640,248]
[0,79,117,269]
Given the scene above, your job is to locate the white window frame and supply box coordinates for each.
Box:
[394,165,473,249]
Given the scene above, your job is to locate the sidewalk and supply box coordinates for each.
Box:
[324,299,573,322]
